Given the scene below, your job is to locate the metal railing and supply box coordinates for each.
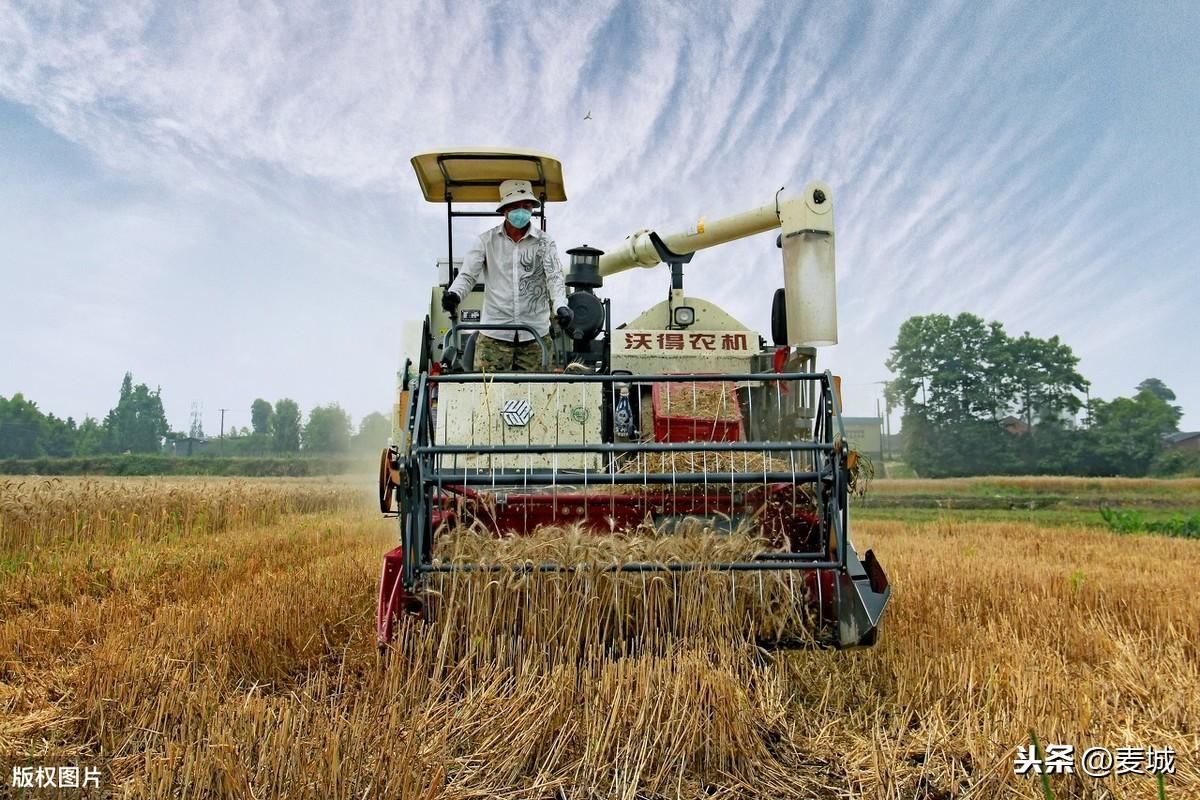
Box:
[441,322,550,369]
[396,369,850,593]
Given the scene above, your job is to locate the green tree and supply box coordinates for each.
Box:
[897,412,1020,478]
[885,313,1010,427]
[43,413,78,457]
[1085,386,1181,476]
[1136,378,1176,403]
[0,394,49,458]
[1134,378,1182,424]
[104,373,169,453]
[886,313,1014,475]
[303,404,352,453]
[251,398,274,435]
[886,314,1088,476]
[1007,332,1088,471]
[74,417,109,455]
[1150,448,1200,477]
[352,412,392,452]
[273,399,302,453]
[1010,333,1088,427]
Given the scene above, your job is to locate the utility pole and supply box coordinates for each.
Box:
[219,408,229,453]
[870,381,894,461]
[875,396,889,473]
[885,397,893,459]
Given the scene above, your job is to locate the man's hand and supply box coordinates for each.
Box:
[555,305,574,328]
[441,291,460,313]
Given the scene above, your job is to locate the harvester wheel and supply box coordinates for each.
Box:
[378,447,400,514]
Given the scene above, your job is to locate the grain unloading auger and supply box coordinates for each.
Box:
[378,149,890,649]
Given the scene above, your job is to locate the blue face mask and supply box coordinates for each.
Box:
[506,207,532,229]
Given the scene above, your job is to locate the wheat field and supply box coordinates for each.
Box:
[2,477,1197,798]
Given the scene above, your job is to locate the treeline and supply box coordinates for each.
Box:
[886,313,1193,477]
[207,398,390,456]
[0,373,391,460]
[0,455,354,477]
[0,374,167,458]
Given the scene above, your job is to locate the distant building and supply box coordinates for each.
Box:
[841,417,884,467]
[165,436,210,456]
[1165,431,1200,451]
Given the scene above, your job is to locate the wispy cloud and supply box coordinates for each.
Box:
[1,0,1197,429]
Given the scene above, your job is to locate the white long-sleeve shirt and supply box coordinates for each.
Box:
[448,223,569,342]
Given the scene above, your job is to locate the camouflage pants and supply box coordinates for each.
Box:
[474,334,553,372]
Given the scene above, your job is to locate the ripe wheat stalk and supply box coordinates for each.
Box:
[1,477,1196,798]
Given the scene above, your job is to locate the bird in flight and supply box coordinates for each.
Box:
[583,110,592,120]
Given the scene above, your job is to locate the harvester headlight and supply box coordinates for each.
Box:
[673,306,695,327]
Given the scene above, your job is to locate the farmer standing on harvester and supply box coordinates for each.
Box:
[441,179,572,372]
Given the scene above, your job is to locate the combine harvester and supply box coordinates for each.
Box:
[378,149,890,649]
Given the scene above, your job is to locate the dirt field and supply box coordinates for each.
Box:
[2,477,1197,798]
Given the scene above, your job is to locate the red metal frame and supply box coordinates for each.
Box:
[433,483,820,549]
[376,545,409,645]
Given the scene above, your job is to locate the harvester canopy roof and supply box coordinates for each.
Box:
[411,148,566,204]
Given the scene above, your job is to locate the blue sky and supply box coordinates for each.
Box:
[1,0,1197,435]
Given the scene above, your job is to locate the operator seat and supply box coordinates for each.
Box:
[462,332,479,372]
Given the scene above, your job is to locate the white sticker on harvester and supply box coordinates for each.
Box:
[501,399,532,427]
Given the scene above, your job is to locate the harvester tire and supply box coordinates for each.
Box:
[378,447,400,514]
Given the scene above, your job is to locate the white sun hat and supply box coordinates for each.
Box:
[495,179,542,212]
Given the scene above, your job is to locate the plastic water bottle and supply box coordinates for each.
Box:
[614,386,634,439]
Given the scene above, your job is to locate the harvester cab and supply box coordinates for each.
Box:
[378,148,890,650]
